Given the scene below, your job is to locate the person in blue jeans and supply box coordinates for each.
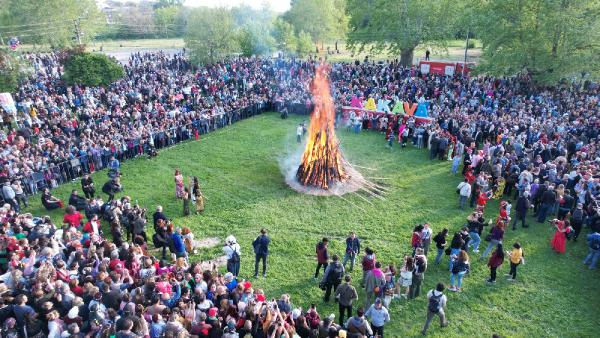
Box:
[433,228,448,265]
[448,232,464,272]
[449,250,470,292]
[583,231,600,270]
[482,222,505,258]
[467,211,487,253]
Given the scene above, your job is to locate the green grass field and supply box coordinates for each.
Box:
[26,113,599,337]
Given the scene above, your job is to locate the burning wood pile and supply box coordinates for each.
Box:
[296,64,349,189]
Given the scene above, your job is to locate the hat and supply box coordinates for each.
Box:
[256,294,266,302]
[374,298,382,305]
[242,281,252,290]
[227,320,236,330]
[0,283,8,295]
[577,203,583,209]
[67,306,79,319]
[208,307,218,318]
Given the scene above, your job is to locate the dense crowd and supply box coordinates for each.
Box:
[0,51,599,338]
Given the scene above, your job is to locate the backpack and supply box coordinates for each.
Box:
[328,262,344,284]
[228,245,240,263]
[572,209,584,222]
[428,292,443,313]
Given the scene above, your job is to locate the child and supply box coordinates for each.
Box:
[396,256,414,299]
[387,133,395,148]
[506,242,524,281]
[451,153,461,174]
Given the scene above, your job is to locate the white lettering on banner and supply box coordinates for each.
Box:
[445,66,455,76]
[421,64,430,74]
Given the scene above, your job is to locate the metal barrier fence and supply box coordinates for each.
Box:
[13,102,272,198]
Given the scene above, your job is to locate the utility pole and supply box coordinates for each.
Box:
[74,18,82,46]
[463,28,470,76]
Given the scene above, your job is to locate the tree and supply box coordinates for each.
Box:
[272,18,297,54]
[238,24,275,57]
[0,48,29,93]
[284,0,346,43]
[0,0,104,48]
[475,0,600,84]
[185,7,239,64]
[62,52,124,87]
[346,0,456,66]
[297,30,314,56]
[154,6,180,38]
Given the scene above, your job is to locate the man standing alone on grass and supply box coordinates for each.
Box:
[322,255,345,303]
[421,283,449,336]
[296,123,303,143]
[315,238,329,279]
[343,232,361,272]
[335,275,358,326]
[253,228,270,278]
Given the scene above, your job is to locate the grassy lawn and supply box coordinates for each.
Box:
[25,113,598,337]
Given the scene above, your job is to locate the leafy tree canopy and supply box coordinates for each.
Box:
[62,52,124,87]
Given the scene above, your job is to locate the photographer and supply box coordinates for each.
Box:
[102,177,122,203]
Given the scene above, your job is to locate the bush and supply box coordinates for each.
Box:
[0,49,30,93]
[62,52,124,87]
[466,41,476,49]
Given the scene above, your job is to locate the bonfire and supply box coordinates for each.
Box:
[296,64,348,189]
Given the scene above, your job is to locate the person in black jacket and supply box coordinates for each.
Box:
[537,185,556,223]
[81,174,95,199]
[513,191,532,229]
[68,190,88,211]
[433,228,448,265]
[252,228,271,278]
[558,189,575,220]
[467,211,486,252]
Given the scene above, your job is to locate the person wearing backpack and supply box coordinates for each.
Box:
[449,250,470,292]
[315,238,329,279]
[223,235,241,277]
[421,283,449,336]
[322,255,345,302]
[410,248,428,299]
[583,231,600,270]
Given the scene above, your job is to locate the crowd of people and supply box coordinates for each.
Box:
[0,50,599,337]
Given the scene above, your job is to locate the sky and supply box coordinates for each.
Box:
[183,0,291,13]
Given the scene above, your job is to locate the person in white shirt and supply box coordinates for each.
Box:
[422,283,449,335]
[456,178,472,210]
[296,124,304,143]
[223,235,241,277]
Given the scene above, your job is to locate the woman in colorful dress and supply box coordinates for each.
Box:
[174,169,184,199]
[550,219,567,254]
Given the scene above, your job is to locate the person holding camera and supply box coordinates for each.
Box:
[321,255,345,303]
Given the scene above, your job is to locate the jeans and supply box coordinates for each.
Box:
[315,262,328,278]
[452,161,460,174]
[469,232,481,252]
[583,249,600,269]
[342,253,356,272]
[435,248,444,264]
[482,239,500,258]
[450,271,466,288]
[422,308,447,334]
[513,212,527,228]
[459,195,468,209]
[537,203,551,223]
[509,262,519,279]
[448,248,460,271]
[324,281,340,302]
[371,324,384,337]
[254,254,267,276]
[339,304,352,326]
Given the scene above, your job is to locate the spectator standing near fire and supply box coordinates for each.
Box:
[253,228,271,278]
[315,237,329,279]
[343,232,361,272]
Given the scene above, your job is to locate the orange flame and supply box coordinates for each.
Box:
[296,64,348,189]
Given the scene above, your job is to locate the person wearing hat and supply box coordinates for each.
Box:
[513,191,532,230]
[223,235,241,277]
[365,297,390,337]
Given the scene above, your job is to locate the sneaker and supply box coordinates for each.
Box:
[441,321,449,328]
[253,274,258,279]
[504,274,512,277]
[507,278,516,282]
[262,274,267,278]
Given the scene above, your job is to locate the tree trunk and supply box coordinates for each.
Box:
[400,48,415,67]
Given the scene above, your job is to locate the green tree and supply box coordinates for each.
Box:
[62,52,124,87]
[0,48,29,93]
[346,0,456,66]
[185,8,239,64]
[154,6,180,38]
[0,0,104,48]
[296,30,314,56]
[238,24,275,57]
[284,0,345,43]
[475,0,600,84]
[272,18,297,53]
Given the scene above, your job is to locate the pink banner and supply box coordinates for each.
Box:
[341,106,433,124]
